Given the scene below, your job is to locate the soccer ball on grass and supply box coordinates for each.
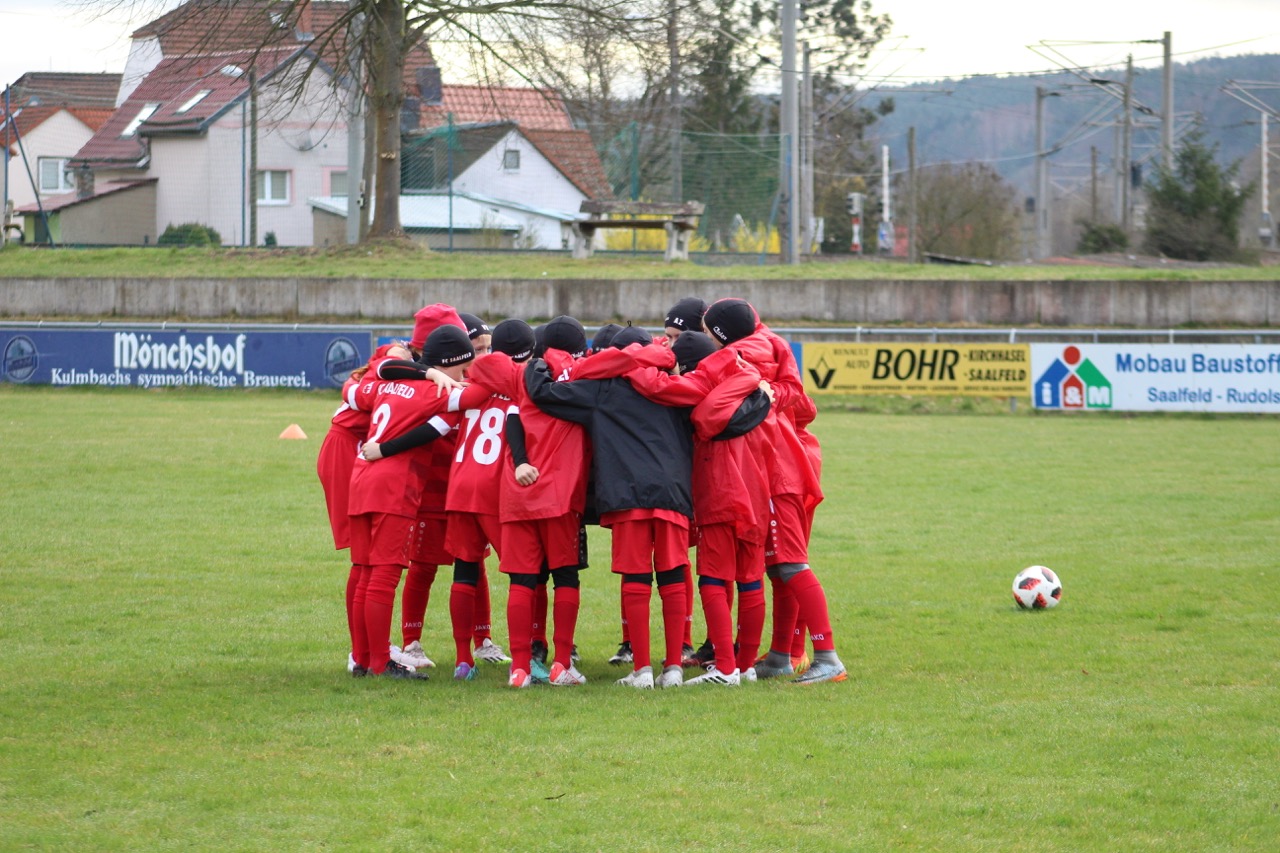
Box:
[1012,565,1062,610]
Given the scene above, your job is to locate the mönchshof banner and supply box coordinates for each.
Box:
[1031,344,1280,412]
[1,327,370,389]
[802,343,1031,396]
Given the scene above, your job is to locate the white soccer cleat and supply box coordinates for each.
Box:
[657,665,684,688]
[741,667,758,683]
[392,640,435,669]
[474,638,512,663]
[549,662,588,686]
[686,666,741,686]
[616,667,655,689]
[347,653,357,673]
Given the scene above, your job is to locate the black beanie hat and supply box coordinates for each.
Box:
[543,315,587,358]
[664,296,708,332]
[458,312,491,340]
[591,322,623,354]
[490,319,536,362]
[671,330,718,375]
[610,325,652,349]
[703,298,757,346]
[422,324,475,368]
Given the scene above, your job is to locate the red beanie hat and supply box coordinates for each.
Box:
[410,303,466,350]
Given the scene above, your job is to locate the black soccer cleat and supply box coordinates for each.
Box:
[377,659,428,680]
[690,639,716,669]
[531,639,549,665]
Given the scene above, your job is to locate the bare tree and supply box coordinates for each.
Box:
[909,162,1021,261]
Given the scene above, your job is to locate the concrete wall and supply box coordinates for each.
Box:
[0,277,1276,327]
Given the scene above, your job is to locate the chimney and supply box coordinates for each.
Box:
[417,67,442,106]
[296,0,314,40]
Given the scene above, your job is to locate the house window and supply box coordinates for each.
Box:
[175,90,212,114]
[256,170,290,205]
[329,170,348,197]
[502,149,520,171]
[121,103,159,137]
[38,158,74,193]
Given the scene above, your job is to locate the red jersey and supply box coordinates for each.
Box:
[465,349,589,521]
[446,384,519,514]
[348,380,460,518]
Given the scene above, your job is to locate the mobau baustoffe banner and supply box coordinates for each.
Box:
[802,342,1031,396]
[1031,344,1280,412]
[0,328,369,389]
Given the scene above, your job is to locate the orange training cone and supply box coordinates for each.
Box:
[279,424,308,440]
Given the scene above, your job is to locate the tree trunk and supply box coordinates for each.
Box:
[366,0,406,240]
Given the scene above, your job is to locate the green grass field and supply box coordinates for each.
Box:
[3,242,1278,281]
[1,387,1277,851]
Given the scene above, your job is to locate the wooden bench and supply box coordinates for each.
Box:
[571,200,705,261]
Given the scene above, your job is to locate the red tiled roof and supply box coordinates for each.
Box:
[71,45,305,168]
[6,72,121,108]
[523,128,614,200]
[131,0,432,87]
[2,105,113,150]
[421,85,573,131]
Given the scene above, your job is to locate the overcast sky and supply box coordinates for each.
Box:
[2,0,1278,95]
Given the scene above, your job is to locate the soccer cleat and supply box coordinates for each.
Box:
[376,659,428,680]
[616,667,654,689]
[571,644,581,664]
[393,640,435,670]
[741,667,758,683]
[529,656,551,684]
[530,639,549,665]
[792,652,811,675]
[657,665,684,688]
[351,664,370,678]
[690,639,716,669]
[347,653,358,673]
[453,662,478,681]
[549,662,588,686]
[679,644,699,668]
[792,659,848,685]
[686,666,741,686]
[508,667,532,688]
[751,653,795,680]
[474,638,512,663]
[608,641,633,666]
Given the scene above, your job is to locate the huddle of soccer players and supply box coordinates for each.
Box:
[317,296,847,688]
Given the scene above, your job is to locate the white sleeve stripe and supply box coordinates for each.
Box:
[345,384,360,409]
[506,404,520,416]
[428,415,450,434]
[447,387,464,411]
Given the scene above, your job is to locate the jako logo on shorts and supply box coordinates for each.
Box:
[1034,345,1112,409]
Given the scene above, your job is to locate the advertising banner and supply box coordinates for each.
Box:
[1,327,370,389]
[802,342,1031,396]
[1031,343,1280,412]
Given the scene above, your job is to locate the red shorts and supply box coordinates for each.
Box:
[410,514,453,566]
[500,513,581,574]
[349,512,413,568]
[317,430,359,550]
[608,517,690,575]
[445,511,502,563]
[766,493,810,565]
[697,522,765,584]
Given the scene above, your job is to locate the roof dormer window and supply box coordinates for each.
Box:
[121,103,159,137]
[175,90,212,114]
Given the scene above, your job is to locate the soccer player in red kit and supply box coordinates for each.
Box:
[702,298,848,684]
[317,342,453,673]
[346,324,478,678]
[468,318,593,688]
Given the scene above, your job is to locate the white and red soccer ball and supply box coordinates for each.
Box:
[1012,565,1062,610]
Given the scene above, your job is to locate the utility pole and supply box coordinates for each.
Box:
[1162,31,1174,170]
[1121,55,1133,234]
[668,0,682,202]
[907,126,917,263]
[1090,146,1099,222]
[779,0,799,264]
[800,43,814,256]
[249,68,258,248]
[1036,86,1050,258]
[878,144,893,254]
[345,9,365,245]
[1264,113,1273,247]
